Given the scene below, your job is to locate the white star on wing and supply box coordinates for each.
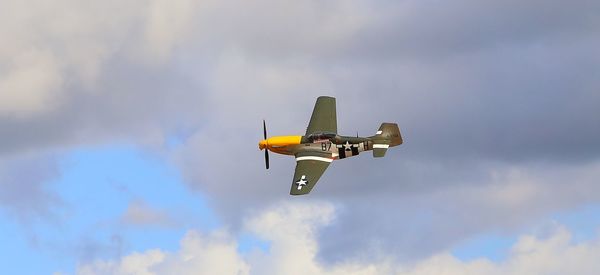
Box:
[296,175,308,190]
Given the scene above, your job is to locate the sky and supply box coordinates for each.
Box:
[1,0,600,274]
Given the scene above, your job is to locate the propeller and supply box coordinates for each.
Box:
[263,120,270,169]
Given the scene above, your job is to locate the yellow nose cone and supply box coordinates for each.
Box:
[259,140,267,150]
[259,136,301,150]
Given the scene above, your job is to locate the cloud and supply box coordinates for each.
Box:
[77,201,600,275]
[164,0,600,262]
[0,0,205,235]
[120,200,176,228]
[400,226,600,275]
[315,160,600,262]
[138,0,197,64]
[78,230,251,275]
[0,0,208,165]
[0,49,64,117]
[78,201,387,275]
[0,0,599,268]
[0,152,61,223]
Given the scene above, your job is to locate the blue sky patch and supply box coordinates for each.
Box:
[451,233,515,262]
[0,144,218,274]
[237,232,271,254]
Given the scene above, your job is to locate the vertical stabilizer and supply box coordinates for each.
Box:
[371,123,402,157]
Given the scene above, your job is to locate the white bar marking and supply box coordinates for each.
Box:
[296,156,334,162]
[373,144,389,149]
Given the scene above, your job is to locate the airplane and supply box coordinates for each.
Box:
[259,96,403,195]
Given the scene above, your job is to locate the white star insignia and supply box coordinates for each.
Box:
[296,175,308,190]
[343,141,352,151]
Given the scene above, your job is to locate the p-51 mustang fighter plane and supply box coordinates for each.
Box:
[259,96,403,195]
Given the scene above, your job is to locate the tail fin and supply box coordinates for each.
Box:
[371,123,403,157]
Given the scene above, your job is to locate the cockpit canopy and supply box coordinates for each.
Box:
[307,132,337,142]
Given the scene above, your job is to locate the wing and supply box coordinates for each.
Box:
[305,96,337,136]
[290,152,332,195]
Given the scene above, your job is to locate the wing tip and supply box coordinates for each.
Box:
[317,95,336,100]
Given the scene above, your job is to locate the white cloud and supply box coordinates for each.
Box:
[77,202,387,275]
[400,226,600,275]
[78,230,249,275]
[78,249,166,275]
[242,201,384,275]
[156,230,249,275]
[0,0,366,118]
[0,0,198,117]
[78,201,600,275]
[138,0,196,64]
[0,49,64,116]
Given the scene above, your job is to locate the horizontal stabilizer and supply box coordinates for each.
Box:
[373,147,388,157]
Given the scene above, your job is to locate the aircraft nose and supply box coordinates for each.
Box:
[258,139,267,150]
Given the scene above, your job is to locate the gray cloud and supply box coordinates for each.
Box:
[169,0,600,263]
[314,159,600,263]
[120,199,177,228]
[0,152,61,223]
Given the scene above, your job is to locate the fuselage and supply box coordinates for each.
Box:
[258,134,375,160]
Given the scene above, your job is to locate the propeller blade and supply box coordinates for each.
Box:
[263,119,269,169]
[265,149,270,169]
